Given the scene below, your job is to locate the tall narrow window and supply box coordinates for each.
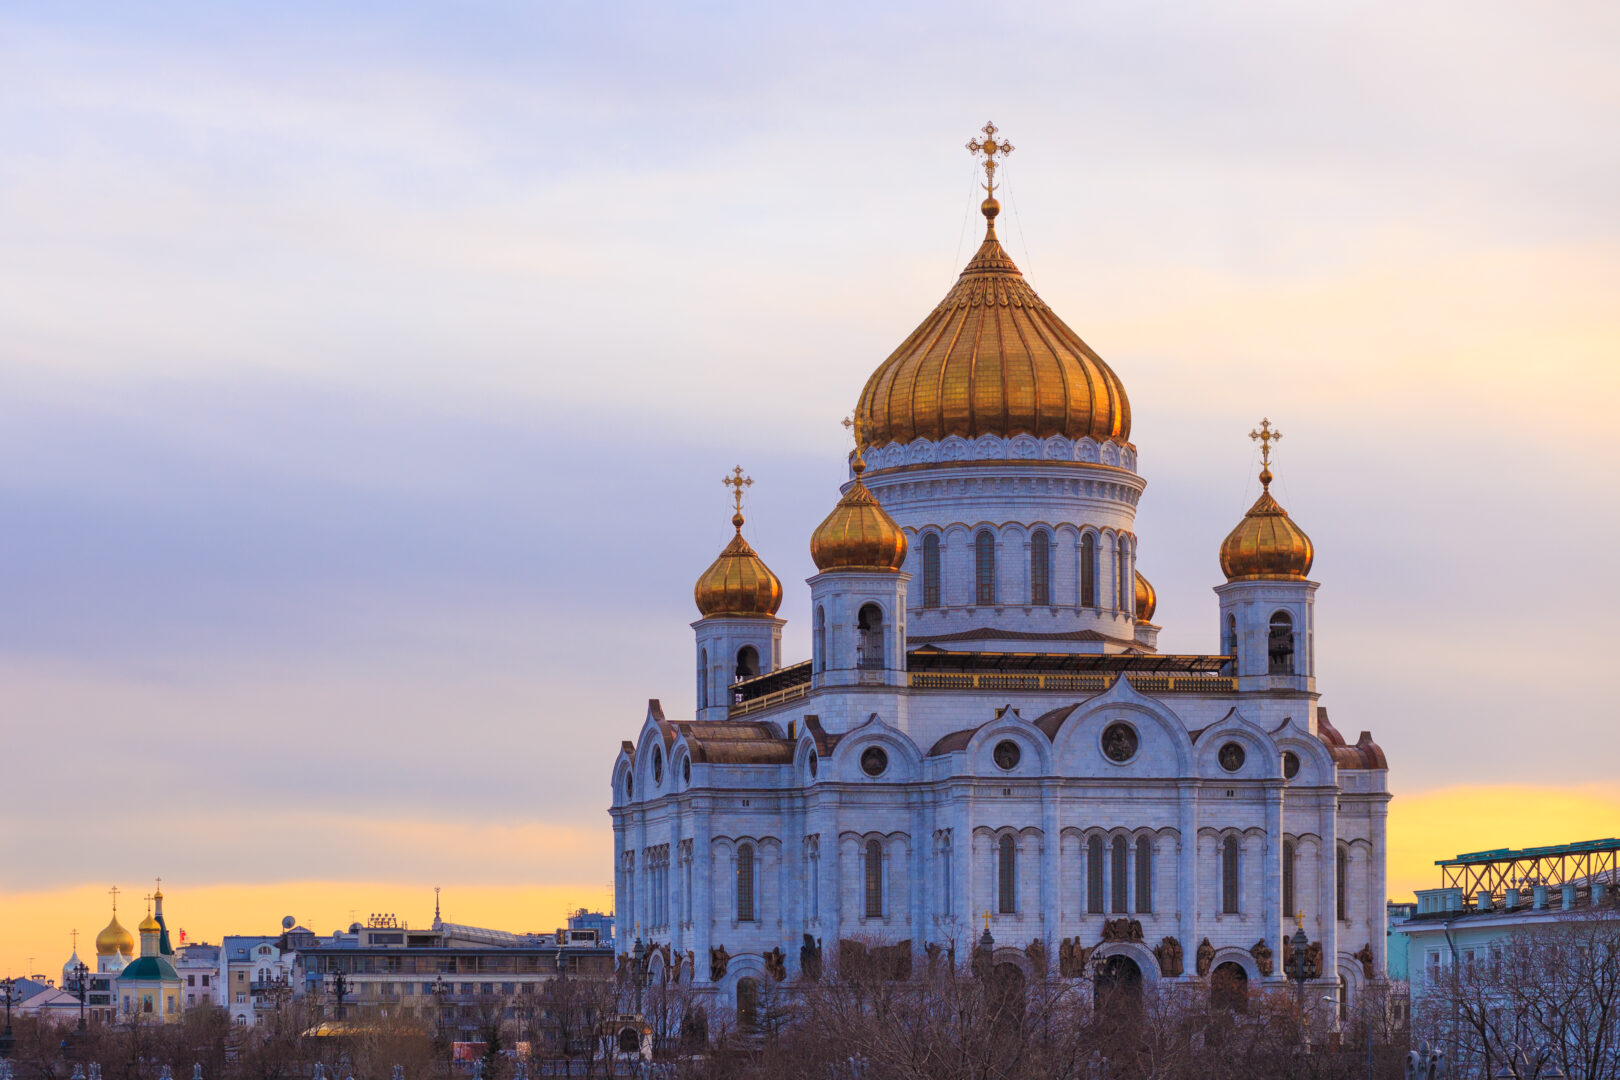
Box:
[697,649,708,709]
[1030,531,1051,606]
[1080,534,1097,607]
[735,645,759,680]
[1135,837,1153,913]
[975,531,996,605]
[922,534,941,609]
[864,839,884,918]
[1087,835,1105,913]
[814,607,826,673]
[1111,836,1129,913]
[1268,611,1295,675]
[940,837,953,917]
[856,604,884,669]
[1222,836,1241,914]
[736,844,756,922]
[1336,846,1348,922]
[807,842,820,921]
[1225,614,1238,659]
[1282,839,1296,919]
[1117,536,1131,611]
[998,834,1017,914]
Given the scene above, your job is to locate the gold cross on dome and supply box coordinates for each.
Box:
[108,885,120,912]
[841,413,869,474]
[1250,418,1282,469]
[71,929,79,952]
[965,121,1015,197]
[722,466,752,516]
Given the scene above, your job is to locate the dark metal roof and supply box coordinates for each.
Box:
[732,660,812,702]
[1439,838,1620,867]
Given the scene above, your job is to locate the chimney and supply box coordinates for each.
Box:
[1593,881,1608,905]
[1562,883,1577,910]
[1533,885,1549,910]
[1476,891,1493,911]
[1505,888,1521,910]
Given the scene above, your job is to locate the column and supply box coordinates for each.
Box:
[1319,794,1339,987]
[1178,782,1198,965]
[1369,795,1389,975]
[1041,781,1061,962]
[692,803,713,984]
[954,785,974,951]
[1263,785,1284,978]
[911,798,928,944]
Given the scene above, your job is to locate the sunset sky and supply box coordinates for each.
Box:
[2,2,1617,978]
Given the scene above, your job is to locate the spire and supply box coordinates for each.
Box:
[965,121,1015,235]
[434,886,442,928]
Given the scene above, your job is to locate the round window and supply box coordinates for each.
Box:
[652,746,664,785]
[1282,750,1300,779]
[1101,723,1139,763]
[808,751,818,779]
[1218,742,1246,772]
[860,746,889,777]
[993,739,1021,771]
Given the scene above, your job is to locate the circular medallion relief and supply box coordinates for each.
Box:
[993,739,1021,771]
[808,751,819,779]
[1101,722,1139,764]
[860,746,889,777]
[1282,750,1300,779]
[1218,742,1246,772]
[652,746,663,785]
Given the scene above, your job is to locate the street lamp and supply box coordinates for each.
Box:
[1287,926,1311,1013]
[67,961,91,1033]
[0,977,26,1059]
[630,938,646,1016]
[326,970,349,1021]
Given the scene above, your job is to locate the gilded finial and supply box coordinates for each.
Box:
[108,885,120,913]
[1249,418,1282,490]
[71,928,79,953]
[965,121,1015,227]
[722,466,753,530]
[983,909,991,931]
[841,414,868,478]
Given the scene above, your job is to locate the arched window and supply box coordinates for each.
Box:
[1221,836,1241,914]
[1080,534,1097,608]
[697,648,709,709]
[1268,611,1295,675]
[1117,536,1132,611]
[856,604,884,669]
[1282,838,1297,919]
[1135,837,1153,913]
[1030,531,1051,606]
[814,607,826,673]
[1337,845,1348,922]
[975,531,997,605]
[1225,614,1238,659]
[1087,835,1105,913]
[1111,836,1129,913]
[864,839,884,918]
[735,645,759,681]
[921,534,941,609]
[736,977,759,1028]
[998,834,1017,914]
[736,843,756,922]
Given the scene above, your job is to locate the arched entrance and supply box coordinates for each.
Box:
[988,962,1027,1030]
[1094,954,1142,1014]
[1210,961,1249,1013]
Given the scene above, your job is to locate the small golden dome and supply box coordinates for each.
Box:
[810,454,908,573]
[1134,570,1157,623]
[138,911,160,934]
[96,914,134,957]
[856,201,1131,450]
[1219,465,1315,582]
[693,510,783,618]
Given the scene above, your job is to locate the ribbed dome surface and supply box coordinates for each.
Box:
[856,208,1131,449]
[1220,473,1314,582]
[694,517,783,618]
[1133,570,1157,622]
[810,473,908,573]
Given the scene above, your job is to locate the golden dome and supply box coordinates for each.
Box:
[1134,570,1157,623]
[693,510,783,618]
[96,914,134,957]
[810,453,908,573]
[1219,463,1314,582]
[138,911,160,934]
[856,199,1131,450]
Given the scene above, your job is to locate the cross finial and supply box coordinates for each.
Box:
[721,466,752,529]
[154,876,162,897]
[108,885,120,913]
[965,121,1015,198]
[841,414,868,477]
[983,910,991,932]
[1249,418,1282,489]
[71,929,79,953]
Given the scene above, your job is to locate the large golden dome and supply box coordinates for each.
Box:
[1219,464,1314,582]
[856,198,1131,450]
[810,453,908,573]
[693,507,782,619]
[96,913,134,957]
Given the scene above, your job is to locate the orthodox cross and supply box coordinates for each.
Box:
[154,876,162,895]
[965,121,1015,198]
[1249,418,1281,468]
[841,414,868,474]
[108,885,120,913]
[722,466,752,520]
[71,929,79,953]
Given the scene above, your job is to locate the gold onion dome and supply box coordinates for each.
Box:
[138,910,160,934]
[855,128,1130,450]
[1133,570,1157,623]
[810,449,908,573]
[96,914,134,957]
[1219,426,1314,582]
[693,469,783,618]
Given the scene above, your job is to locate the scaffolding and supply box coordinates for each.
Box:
[1437,838,1620,900]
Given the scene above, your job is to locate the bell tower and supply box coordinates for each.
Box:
[691,467,784,721]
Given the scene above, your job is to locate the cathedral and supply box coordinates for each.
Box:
[610,125,1389,1015]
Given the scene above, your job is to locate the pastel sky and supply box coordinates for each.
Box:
[2,2,1617,977]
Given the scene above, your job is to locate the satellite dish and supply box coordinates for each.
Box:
[282,916,295,930]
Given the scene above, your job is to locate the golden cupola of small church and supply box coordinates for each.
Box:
[693,467,783,618]
[1219,419,1315,582]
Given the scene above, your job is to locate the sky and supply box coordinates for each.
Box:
[2,1,1618,977]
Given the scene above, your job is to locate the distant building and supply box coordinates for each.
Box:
[1385,900,1415,982]
[222,934,299,1026]
[117,889,182,1020]
[175,942,221,1011]
[1392,838,1620,1009]
[566,910,615,951]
